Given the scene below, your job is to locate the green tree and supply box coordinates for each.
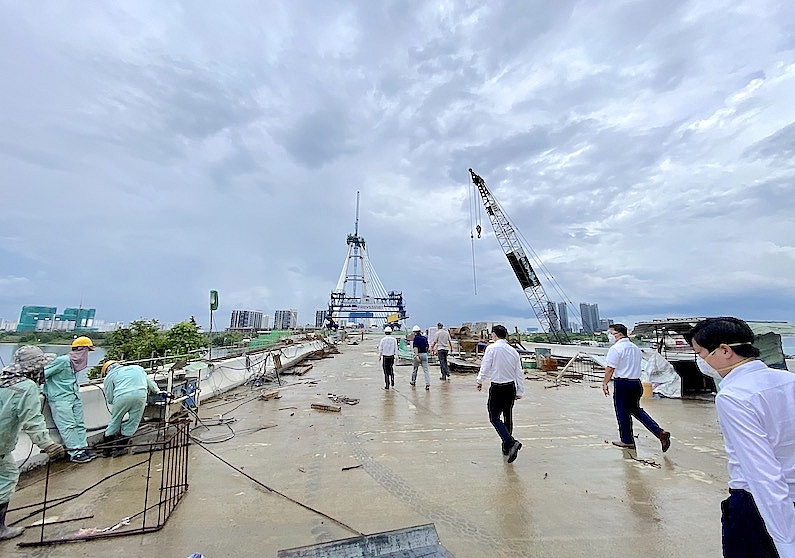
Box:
[166,317,205,356]
[105,319,167,362]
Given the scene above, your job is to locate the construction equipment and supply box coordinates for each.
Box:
[328,192,407,328]
[469,168,571,344]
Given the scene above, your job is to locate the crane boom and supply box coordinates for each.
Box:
[469,168,570,344]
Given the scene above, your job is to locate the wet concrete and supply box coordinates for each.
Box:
[3,335,729,557]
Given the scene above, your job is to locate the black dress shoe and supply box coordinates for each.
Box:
[660,431,671,452]
[507,441,522,463]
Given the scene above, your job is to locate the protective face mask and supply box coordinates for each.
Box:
[696,356,722,381]
[608,334,617,344]
[69,349,90,373]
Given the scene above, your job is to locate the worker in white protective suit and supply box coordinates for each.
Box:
[99,361,163,457]
[1,346,65,540]
[641,344,682,399]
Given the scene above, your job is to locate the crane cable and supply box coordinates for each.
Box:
[468,171,482,295]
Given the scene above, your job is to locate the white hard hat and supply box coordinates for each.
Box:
[384,327,392,333]
[412,325,421,332]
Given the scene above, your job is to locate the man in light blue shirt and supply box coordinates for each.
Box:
[686,317,795,558]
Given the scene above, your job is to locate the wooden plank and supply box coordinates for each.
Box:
[311,403,341,412]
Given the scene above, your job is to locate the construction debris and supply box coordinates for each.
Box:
[281,363,314,376]
[327,393,360,405]
[261,390,281,400]
[311,403,341,413]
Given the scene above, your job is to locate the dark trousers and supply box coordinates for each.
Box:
[722,489,780,557]
[613,378,662,444]
[438,349,450,378]
[382,355,395,387]
[487,382,517,451]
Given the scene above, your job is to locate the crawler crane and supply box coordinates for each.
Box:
[469,168,571,344]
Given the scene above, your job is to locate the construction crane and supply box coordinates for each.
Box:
[469,168,571,344]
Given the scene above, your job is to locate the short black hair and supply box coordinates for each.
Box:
[437,323,443,328]
[492,324,508,339]
[684,317,760,358]
[609,324,628,336]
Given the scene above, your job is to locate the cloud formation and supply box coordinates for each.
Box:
[2,1,794,332]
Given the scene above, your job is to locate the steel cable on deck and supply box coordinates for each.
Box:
[192,439,364,538]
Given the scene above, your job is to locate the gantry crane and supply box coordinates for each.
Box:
[469,168,571,344]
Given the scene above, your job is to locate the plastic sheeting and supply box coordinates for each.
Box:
[641,351,682,398]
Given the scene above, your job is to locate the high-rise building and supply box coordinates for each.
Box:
[61,307,96,330]
[17,305,96,332]
[17,306,56,332]
[230,310,263,330]
[557,302,569,333]
[273,309,298,330]
[546,302,560,333]
[579,303,600,334]
[315,310,327,328]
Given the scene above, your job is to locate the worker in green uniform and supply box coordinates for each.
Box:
[1,346,65,540]
[43,336,96,463]
[100,361,163,457]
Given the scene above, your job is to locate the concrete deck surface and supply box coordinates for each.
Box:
[3,334,730,557]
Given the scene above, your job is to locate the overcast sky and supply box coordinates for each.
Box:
[2,1,794,333]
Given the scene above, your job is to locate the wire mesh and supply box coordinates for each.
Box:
[17,420,191,547]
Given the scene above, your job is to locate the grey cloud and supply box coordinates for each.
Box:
[743,121,795,162]
[280,104,358,168]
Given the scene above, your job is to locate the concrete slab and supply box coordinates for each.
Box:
[2,335,729,557]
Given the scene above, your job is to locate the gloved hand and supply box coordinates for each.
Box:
[158,390,174,400]
[42,443,65,459]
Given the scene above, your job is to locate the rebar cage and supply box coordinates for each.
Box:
[16,419,191,547]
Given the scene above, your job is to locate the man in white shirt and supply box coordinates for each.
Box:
[603,324,671,453]
[476,325,525,463]
[377,327,398,390]
[431,322,453,380]
[686,317,795,558]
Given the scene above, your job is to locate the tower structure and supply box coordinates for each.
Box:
[328,192,407,329]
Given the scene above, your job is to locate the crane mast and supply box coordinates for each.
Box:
[469,168,570,344]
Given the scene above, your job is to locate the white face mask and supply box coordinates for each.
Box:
[608,333,617,344]
[696,356,722,380]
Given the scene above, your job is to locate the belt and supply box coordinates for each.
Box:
[491,381,515,386]
[613,377,640,381]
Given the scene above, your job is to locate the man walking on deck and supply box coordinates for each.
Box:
[476,325,524,463]
[378,327,398,390]
[411,325,431,390]
[603,324,671,453]
[432,323,453,380]
[686,317,795,558]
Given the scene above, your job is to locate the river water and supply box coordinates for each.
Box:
[0,343,107,385]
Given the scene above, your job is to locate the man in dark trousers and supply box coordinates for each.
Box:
[686,317,795,558]
[476,325,524,463]
[377,327,398,390]
[603,323,671,453]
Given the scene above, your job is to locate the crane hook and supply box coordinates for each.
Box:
[476,224,482,238]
